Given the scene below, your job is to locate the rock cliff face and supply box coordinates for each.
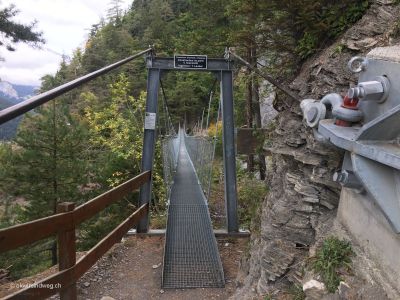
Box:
[234,1,400,298]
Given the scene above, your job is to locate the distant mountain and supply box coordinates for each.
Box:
[0,81,38,140]
[0,81,37,104]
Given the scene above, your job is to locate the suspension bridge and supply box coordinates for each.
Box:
[0,47,277,299]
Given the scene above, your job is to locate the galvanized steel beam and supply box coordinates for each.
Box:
[137,68,160,233]
[221,70,239,233]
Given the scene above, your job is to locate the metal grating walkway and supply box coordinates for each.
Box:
[162,135,225,289]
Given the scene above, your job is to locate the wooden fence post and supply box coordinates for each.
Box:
[57,202,77,300]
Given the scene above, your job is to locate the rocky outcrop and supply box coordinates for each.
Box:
[234,1,400,298]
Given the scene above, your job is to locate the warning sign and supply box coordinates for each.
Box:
[144,112,156,130]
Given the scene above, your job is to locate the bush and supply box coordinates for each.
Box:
[312,236,354,292]
[295,0,370,59]
[207,121,223,157]
[238,177,267,230]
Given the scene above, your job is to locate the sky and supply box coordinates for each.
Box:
[0,0,132,86]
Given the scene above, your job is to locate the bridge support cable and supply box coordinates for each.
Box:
[161,135,180,200]
[184,132,214,197]
[227,48,299,102]
[159,79,180,200]
[205,78,218,130]
[159,79,176,136]
[184,94,221,202]
[207,97,221,201]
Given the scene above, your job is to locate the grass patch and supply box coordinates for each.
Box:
[312,236,353,293]
[150,212,167,229]
[287,284,306,300]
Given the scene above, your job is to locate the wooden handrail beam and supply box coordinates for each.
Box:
[3,203,149,299]
[0,171,151,253]
[0,212,73,253]
[74,171,151,224]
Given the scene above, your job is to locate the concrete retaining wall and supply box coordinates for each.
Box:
[338,188,400,290]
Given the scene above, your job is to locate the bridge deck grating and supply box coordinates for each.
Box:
[162,137,225,289]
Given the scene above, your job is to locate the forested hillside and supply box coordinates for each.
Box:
[0,0,369,283]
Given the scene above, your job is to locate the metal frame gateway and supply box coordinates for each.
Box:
[137,52,239,233]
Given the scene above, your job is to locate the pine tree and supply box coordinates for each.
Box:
[0,3,44,57]
[1,98,90,265]
[107,0,124,25]
[226,0,267,178]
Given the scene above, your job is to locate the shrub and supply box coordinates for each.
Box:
[312,236,354,292]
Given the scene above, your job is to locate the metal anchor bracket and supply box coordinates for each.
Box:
[300,55,400,233]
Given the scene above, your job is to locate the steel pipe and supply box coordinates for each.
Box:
[0,48,153,125]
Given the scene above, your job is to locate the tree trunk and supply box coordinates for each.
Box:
[246,47,255,172]
[252,48,266,180]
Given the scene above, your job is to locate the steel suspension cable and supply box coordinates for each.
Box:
[205,78,218,130]
[159,82,169,136]
[206,96,221,201]
[227,48,300,102]
[159,79,176,136]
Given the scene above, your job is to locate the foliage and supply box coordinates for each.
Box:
[297,32,319,60]
[0,99,91,276]
[237,176,267,230]
[83,75,145,185]
[312,237,354,292]
[0,3,44,55]
[295,0,370,58]
[207,121,223,157]
[0,239,53,279]
[4,102,89,221]
[287,284,306,300]
[78,74,164,249]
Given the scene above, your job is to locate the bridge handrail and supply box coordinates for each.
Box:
[0,48,153,125]
[0,48,154,299]
[0,170,151,299]
[0,171,150,252]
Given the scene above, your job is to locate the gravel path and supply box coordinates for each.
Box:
[77,236,247,300]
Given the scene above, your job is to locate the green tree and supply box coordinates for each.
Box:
[6,100,89,263]
[79,74,166,248]
[226,0,268,178]
[0,3,44,56]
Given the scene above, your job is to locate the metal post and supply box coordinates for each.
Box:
[137,68,160,233]
[220,70,238,232]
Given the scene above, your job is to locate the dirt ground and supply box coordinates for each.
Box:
[78,236,247,300]
[0,235,248,300]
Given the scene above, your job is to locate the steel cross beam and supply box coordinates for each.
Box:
[138,54,238,233]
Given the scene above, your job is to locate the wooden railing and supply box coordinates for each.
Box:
[0,170,151,300]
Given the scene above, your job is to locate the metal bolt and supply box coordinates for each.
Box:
[333,171,348,184]
[348,78,389,103]
[333,170,363,190]
[347,87,365,99]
